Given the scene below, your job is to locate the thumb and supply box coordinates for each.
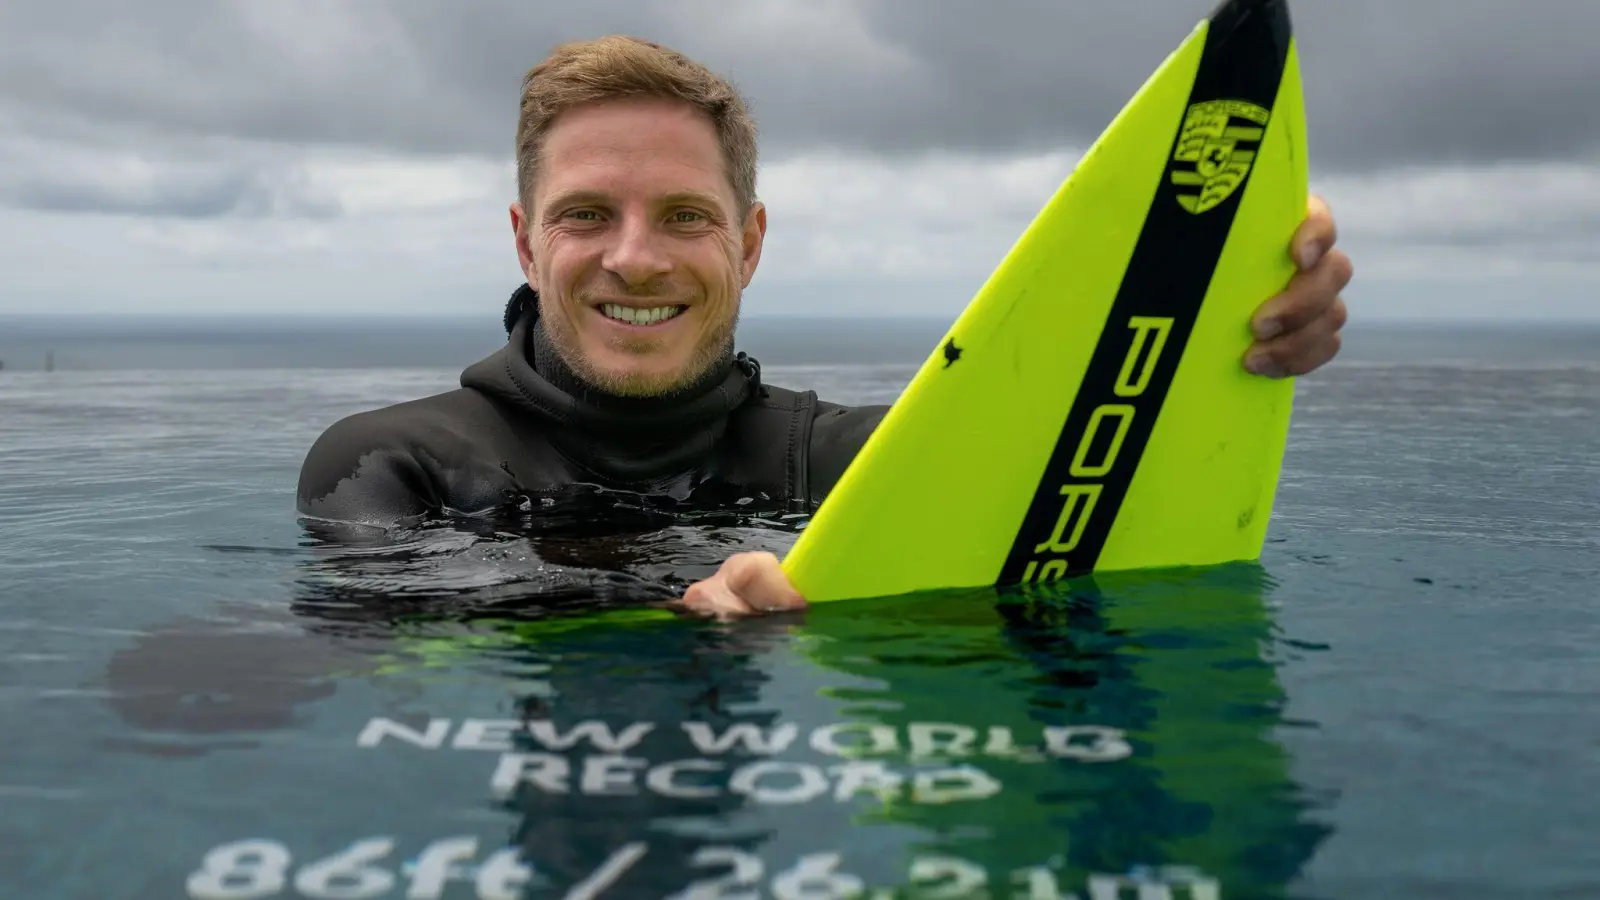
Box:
[678,575,753,620]
[716,552,808,613]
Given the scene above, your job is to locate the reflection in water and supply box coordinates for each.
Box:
[99,492,1333,897]
[790,568,1334,894]
[98,612,353,757]
[488,620,798,893]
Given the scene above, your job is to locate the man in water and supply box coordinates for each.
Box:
[297,36,1353,619]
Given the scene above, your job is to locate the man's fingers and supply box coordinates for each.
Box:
[718,552,807,613]
[1292,194,1337,270]
[1244,195,1352,378]
[1257,323,1342,377]
[1246,296,1346,377]
[1251,247,1353,341]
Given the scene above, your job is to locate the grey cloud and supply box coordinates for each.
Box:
[11,175,241,218]
[3,167,342,220]
[848,0,1600,170]
[0,2,469,155]
[1,0,1595,214]
[0,127,345,219]
[1408,213,1600,251]
[1399,231,1600,266]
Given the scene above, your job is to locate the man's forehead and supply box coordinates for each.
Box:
[535,108,737,209]
[543,100,718,159]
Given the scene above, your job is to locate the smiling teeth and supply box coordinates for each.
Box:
[602,304,683,325]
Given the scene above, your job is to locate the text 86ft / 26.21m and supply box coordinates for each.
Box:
[187,835,1221,900]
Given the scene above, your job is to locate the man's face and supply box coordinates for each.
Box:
[511,97,765,397]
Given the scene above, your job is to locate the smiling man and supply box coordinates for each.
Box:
[516,92,756,400]
[297,35,1352,617]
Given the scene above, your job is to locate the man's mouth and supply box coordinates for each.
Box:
[598,303,687,326]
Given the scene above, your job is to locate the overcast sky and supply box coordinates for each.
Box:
[1,0,1596,321]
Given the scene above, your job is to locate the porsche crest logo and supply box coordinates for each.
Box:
[1170,99,1271,214]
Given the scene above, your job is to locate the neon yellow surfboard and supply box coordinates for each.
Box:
[783,0,1309,604]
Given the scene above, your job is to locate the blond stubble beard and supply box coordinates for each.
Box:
[540,291,742,399]
[536,228,750,398]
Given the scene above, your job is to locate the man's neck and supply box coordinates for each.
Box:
[460,284,765,487]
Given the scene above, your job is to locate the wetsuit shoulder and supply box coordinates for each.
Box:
[721,383,886,506]
[296,388,521,525]
[806,397,890,503]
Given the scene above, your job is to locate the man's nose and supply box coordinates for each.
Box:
[602,214,674,287]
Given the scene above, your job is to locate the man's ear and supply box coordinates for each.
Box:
[739,200,767,289]
[510,201,538,289]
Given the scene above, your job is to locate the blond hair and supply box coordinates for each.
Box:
[515,35,759,215]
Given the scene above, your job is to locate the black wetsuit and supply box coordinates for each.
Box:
[296,285,888,525]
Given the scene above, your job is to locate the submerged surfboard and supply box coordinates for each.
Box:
[783,0,1308,603]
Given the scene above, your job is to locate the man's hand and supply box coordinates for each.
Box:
[679,199,1354,616]
[1244,194,1352,378]
[676,551,806,620]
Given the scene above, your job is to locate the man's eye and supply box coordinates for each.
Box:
[568,210,600,221]
[674,210,704,223]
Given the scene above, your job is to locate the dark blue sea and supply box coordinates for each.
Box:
[1,316,1596,899]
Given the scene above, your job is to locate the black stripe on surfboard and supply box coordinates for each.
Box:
[996,0,1293,587]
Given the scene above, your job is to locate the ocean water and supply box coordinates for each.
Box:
[0,318,1597,899]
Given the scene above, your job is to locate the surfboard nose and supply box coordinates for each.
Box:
[1205,0,1294,58]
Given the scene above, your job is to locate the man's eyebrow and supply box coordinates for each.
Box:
[658,190,724,208]
[542,188,726,211]
[542,189,612,210]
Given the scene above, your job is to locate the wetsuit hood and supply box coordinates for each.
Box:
[459,284,762,485]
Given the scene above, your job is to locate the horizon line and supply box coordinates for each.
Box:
[2,311,1598,326]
